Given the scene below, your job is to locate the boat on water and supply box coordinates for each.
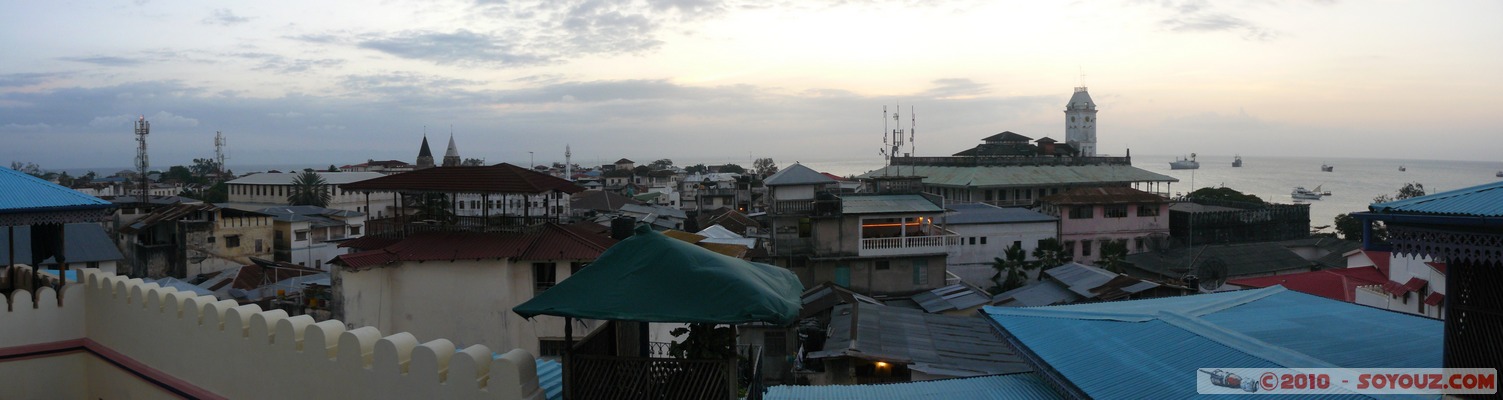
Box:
[1321,163,1334,172]
[1399,165,1406,172]
[1496,170,1502,177]
[1232,155,1243,167]
[1291,187,1323,200]
[1171,153,1200,170]
[1319,185,1332,196]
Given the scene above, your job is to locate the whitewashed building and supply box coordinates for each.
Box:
[226,172,392,217]
[943,203,1059,287]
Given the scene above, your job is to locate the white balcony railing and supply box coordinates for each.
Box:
[859,235,959,257]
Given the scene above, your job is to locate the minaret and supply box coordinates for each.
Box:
[442,132,461,167]
[1064,87,1098,157]
[564,145,573,181]
[416,134,435,169]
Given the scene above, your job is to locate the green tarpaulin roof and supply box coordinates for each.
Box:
[513,224,804,325]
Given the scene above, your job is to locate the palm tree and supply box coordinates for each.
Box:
[1031,238,1070,270]
[1098,239,1129,273]
[990,242,1033,294]
[287,171,331,207]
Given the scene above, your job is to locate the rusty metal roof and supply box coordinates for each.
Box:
[340,163,584,195]
[331,223,615,269]
[861,164,1177,188]
[1039,186,1165,205]
[841,194,943,214]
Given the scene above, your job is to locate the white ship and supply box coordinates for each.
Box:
[1291,186,1323,200]
[1170,153,1200,170]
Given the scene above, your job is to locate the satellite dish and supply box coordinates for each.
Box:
[1196,257,1228,291]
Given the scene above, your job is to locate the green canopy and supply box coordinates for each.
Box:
[514,224,803,325]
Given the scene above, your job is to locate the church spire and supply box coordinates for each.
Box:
[442,127,461,167]
[416,130,435,169]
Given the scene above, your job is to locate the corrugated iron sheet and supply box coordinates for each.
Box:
[1369,180,1503,217]
[341,164,583,194]
[0,167,113,213]
[332,224,615,269]
[534,358,563,400]
[841,195,943,214]
[945,203,1056,225]
[765,373,1061,400]
[861,164,1178,188]
[983,287,1442,399]
[810,303,1031,377]
[764,164,837,186]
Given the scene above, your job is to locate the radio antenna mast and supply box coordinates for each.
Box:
[134,116,150,206]
[214,131,227,178]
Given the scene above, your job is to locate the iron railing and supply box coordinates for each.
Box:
[364,215,561,238]
[567,322,763,400]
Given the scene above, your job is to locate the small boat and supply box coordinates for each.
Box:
[1399,165,1406,172]
[1291,186,1323,200]
[1496,170,1502,177]
[1321,163,1334,172]
[1170,153,1200,170]
[1232,155,1243,168]
[1317,185,1331,196]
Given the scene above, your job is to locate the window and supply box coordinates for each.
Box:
[912,259,928,285]
[225,235,241,248]
[834,264,851,287]
[1137,205,1160,217]
[349,226,361,236]
[206,236,216,244]
[534,263,557,293]
[981,237,988,245]
[1082,240,1093,257]
[1013,240,1021,250]
[295,230,308,241]
[1104,205,1128,218]
[1069,206,1094,219]
[969,237,976,245]
[798,218,812,238]
[1135,237,1144,252]
[255,239,264,252]
[875,260,890,270]
[538,339,569,358]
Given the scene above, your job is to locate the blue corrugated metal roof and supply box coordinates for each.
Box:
[983,286,1442,399]
[534,358,562,400]
[1369,180,1503,217]
[765,373,1061,400]
[0,167,112,214]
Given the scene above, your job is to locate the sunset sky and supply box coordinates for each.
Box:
[2,0,1500,171]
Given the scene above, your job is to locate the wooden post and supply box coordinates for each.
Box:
[564,317,573,400]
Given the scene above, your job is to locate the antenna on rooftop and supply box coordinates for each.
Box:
[880,105,890,176]
[134,115,150,206]
[214,131,227,177]
[1078,65,1087,87]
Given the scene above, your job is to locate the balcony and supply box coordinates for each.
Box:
[364,215,562,238]
[567,321,764,400]
[859,235,960,257]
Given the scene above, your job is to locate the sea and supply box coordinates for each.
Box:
[63,155,1503,230]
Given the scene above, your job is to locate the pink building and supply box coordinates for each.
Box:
[1039,187,1169,264]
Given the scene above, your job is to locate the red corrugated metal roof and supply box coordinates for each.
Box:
[1425,261,1446,274]
[1363,250,1391,276]
[331,224,615,269]
[1424,292,1444,306]
[339,163,584,194]
[1229,267,1388,302]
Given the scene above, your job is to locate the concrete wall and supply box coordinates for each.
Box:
[1058,203,1168,263]
[337,259,593,357]
[946,221,1056,287]
[228,184,394,217]
[0,270,545,400]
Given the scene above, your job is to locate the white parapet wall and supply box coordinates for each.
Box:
[0,269,546,400]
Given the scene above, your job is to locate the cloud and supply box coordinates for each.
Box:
[1145,0,1280,41]
[58,56,143,67]
[357,29,553,67]
[203,8,252,26]
[922,78,991,99]
[0,72,61,88]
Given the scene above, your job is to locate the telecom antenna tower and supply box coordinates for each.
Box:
[134,116,150,205]
[878,105,916,176]
[214,131,227,177]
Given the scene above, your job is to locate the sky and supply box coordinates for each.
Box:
[2,0,1500,173]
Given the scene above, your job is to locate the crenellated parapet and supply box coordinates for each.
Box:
[0,269,544,400]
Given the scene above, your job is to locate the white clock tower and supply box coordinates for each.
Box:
[1064,87,1098,157]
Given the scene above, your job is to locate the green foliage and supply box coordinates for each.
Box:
[1098,240,1129,273]
[180,182,229,203]
[1031,238,1070,270]
[406,193,454,221]
[163,165,195,183]
[1188,187,1264,204]
[287,171,331,207]
[668,324,738,360]
[327,164,339,172]
[8,161,43,177]
[685,164,707,174]
[190,158,221,178]
[1372,182,1425,204]
[633,165,651,176]
[753,158,778,177]
[990,242,1033,294]
[1333,213,1371,241]
[720,163,746,174]
[462,158,486,167]
[649,159,674,169]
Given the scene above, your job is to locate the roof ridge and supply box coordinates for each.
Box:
[1156,310,1347,372]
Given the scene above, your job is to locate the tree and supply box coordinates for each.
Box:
[720,163,745,174]
[163,165,195,183]
[1031,238,1070,270]
[633,165,652,176]
[462,158,486,167]
[1340,182,1425,243]
[1098,240,1129,273]
[753,158,778,177]
[8,161,42,177]
[990,242,1034,294]
[685,164,707,174]
[1188,187,1264,204]
[405,193,454,222]
[649,159,674,170]
[189,158,221,178]
[327,164,339,172]
[286,171,331,207]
